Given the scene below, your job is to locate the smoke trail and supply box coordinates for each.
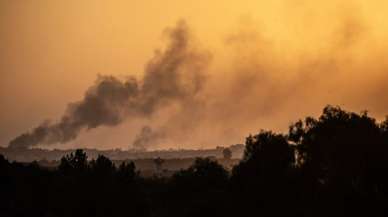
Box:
[132,126,165,151]
[9,10,388,150]
[8,20,210,149]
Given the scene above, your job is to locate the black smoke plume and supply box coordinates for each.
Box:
[9,21,210,149]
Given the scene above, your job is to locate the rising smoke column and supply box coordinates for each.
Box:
[9,21,210,149]
[132,126,165,151]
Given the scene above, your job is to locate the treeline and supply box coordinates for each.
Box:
[1,105,388,217]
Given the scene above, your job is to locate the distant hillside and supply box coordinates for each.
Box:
[0,144,244,162]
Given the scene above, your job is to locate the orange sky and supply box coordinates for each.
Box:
[2,0,388,149]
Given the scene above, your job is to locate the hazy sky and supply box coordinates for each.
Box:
[2,0,388,150]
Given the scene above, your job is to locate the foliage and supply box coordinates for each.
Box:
[2,105,388,216]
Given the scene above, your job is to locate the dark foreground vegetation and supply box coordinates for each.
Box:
[2,105,388,217]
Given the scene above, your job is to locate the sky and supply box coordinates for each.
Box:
[1,0,388,150]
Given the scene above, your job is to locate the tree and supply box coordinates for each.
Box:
[235,130,294,175]
[231,130,295,194]
[58,149,88,175]
[222,148,232,160]
[290,105,388,192]
[90,155,115,177]
[0,154,9,168]
[173,158,229,190]
[230,131,298,216]
[117,161,137,182]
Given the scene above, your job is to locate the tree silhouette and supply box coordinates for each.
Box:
[90,155,116,178]
[0,154,8,169]
[290,106,384,186]
[58,149,88,175]
[232,131,294,181]
[117,161,137,182]
[3,105,388,217]
[173,158,228,190]
[230,130,298,216]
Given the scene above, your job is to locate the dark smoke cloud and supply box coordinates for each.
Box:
[9,20,210,149]
[10,12,388,150]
